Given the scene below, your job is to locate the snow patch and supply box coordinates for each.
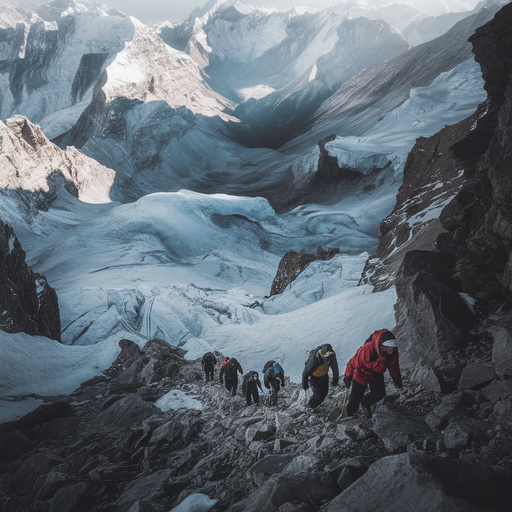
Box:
[156,389,204,411]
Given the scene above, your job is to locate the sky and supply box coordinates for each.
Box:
[103,0,481,23]
[12,0,482,23]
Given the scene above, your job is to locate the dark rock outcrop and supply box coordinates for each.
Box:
[0,220,61,341]
[270,245,340,296]
[361,3,512,397]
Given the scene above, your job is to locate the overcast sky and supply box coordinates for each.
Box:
[15,0,483,24]
[111,1,482,22]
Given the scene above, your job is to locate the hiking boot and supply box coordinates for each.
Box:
[360,403,372,418]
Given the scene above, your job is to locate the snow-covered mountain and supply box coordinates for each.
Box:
[0,116,114,222]
[0,0,135,135]
[159,0,423,103]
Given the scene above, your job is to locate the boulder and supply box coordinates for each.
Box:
[248,454,297,487]
[458,362,497,390]
[372,404,431,454]
[226,471,341,512]
[321,452,508,512]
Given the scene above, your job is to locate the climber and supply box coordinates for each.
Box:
[201,352,217,382]
[263,360,285,405]
[242,370,263,406]
[343,328,403,418]
[302,343,339,409]
[219,357,243,396]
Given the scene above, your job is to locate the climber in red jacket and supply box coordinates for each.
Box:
[343,328,403,418]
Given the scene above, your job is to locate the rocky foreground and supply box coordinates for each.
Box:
[0,336,510,512]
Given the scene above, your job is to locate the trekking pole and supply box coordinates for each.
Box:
[336,386,350,422]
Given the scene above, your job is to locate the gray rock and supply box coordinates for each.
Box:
[117,469,172,512]
[491,324,512,377]
[372,404,431,453]
[91,395,159,430]
[321,452,505,512]
[49,482,91,512]
[425,392,466,431]
[442,416,488,451]
[248,454,297,487]
[227,471,341,512]
[0,430,34,463]
[482,379,512,402]
[489,398,512,425]
[245,421,275,444]
[458,362,497,391]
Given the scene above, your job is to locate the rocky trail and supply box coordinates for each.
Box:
[0,337,510,512]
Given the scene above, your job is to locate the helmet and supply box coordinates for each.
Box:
[322,350,336,363]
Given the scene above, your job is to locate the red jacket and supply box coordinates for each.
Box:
[344,329,402,387]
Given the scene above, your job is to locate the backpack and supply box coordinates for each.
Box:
[305,344,335,377]
[203,352,215,363]
[262,360,276,374]
[226,358,240,379]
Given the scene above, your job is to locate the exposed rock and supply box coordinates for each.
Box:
[322,452,509,512]
[458,361,498,390]
[270,245,339,296]
[0,334,510,511]
[0,220,61,341]
[395,250,477,392]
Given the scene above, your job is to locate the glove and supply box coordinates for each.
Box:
[303,382,309,391]
[343,377,352,389]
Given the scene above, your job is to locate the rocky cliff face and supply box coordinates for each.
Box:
[269,245,340,296]
[0,219,60,341]
[362,3,512,398]
[0,116,115,218]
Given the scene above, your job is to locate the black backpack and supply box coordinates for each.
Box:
[203,352,215,365]
[262,360,276,374]
[226,358,239,378]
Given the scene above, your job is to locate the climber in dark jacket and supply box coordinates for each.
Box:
[201,352,217,382]
[263,360,285,397]
[344,328,403,418]
[242,370,263,406]
[219,357,243,396]
[302,344,339,409]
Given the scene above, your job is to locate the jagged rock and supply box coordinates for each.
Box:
[372,404,432,454]
[489,398,512,425]
[441,416,489,451]
[458,361,498,390]
[425,392,469,431]
[322,452,509,512]
[49,482,92,512]
[395,250,478,392]
[90,395,159,430]
[0,430,34,463]
[126,501,158,512]
[248,454,297,487]
[269,246,339,296]
[226,470,341,512]
[482,379,512,402]
[117,469,173,512]
[490,320,512,377]
[0,220,61,341]
[326,458,369,492]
